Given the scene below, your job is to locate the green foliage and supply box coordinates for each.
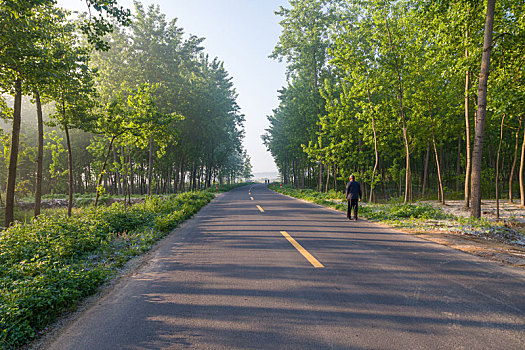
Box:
[0,191,213,348]
[153,210,185,232]
[275,184,345,208]
[361,203,454,221]
[273,183,453,221]
[266,0,525,207]
[86,2,250,194]
[1,0,250,219]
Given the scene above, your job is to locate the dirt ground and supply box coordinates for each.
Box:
[425,199,525,222]
[412,200,525,268]
[407,229,525,268]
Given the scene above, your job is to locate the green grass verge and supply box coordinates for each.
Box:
[5,183,253,225]
[0,191,214,349]
[272,184,525,247]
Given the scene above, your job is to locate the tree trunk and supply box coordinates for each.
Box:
[192,163,197,190]
[180,158,185,192]
[333,166,337,191]
[399,171,402,198]
[471,0,496,218]
[456,136,461,193]
[95,136,116,207]
[124,166,129,204]
[198,163,204,189]
[302,162,313,188]
[112,147,121,196]
[509,116,522,203]
[293,160,298,187]
[121,147,127,195]
[325,164,330,192]
[64,124,74,217]
[519,117,525,206]
[402,116,411,202]
[432,131,445,205]
[124,149,129,204]
[34,89,44,218]
[422,143,430,196]
[300,161,305,188]
[147,135,153,196]
[384,9,411,203]
[367,87,379,202]
[424,94,445,205]
[4,78,22,227]
[464,29,472,208]
[129,151,135,198]
[318,162,323,192]
[174,159,181,193]
[495,115,505,219]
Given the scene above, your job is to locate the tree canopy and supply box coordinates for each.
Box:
[264,0,525,217]
[0,0,251,226]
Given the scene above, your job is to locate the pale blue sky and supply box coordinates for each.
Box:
[57,0,287,174]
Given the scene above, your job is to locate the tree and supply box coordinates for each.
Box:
[49,37,98,216]
[271,0,336,190]
[0,2,59,225]
[470,0,497,218]
[0,0,130,225]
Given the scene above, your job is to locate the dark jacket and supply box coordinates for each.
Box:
[345,180,362,200]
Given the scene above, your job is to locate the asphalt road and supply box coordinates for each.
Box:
[48,184,525,349]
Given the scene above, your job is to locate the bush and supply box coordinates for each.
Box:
[361,203,454,221]
[272,185,453,222]
[0,191,214,348]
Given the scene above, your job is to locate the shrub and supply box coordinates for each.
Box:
[272,185,453,222]
[0,191,214,348]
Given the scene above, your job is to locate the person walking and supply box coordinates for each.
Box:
[345,174,362,221]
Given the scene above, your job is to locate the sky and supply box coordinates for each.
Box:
[57,0,288,175]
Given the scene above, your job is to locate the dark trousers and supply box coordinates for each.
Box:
[347,199,358,219]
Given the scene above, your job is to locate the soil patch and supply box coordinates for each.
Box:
[425,199,525,223]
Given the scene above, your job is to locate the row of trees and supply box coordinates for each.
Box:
[0,0,252,226]
[263,0,524,217]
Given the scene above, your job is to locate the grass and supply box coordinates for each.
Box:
[0,190,216,349]
[272,183,525,247]
[1,182,253,227]
[0,182,252,348]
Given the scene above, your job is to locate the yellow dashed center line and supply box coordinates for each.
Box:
[256,205,264,213]
[280,231,324,268]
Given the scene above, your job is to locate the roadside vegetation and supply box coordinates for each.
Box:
[6,183,251,225]
[272,184,525,247]
[264,0,525,220]
[0,189,228,348]
[1,1,253,230]
[0,180,250,348]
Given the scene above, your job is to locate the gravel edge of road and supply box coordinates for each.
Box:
[25,193,224,350]
[272,189,525,269]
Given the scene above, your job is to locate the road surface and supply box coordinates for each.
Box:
[47,184,525,349]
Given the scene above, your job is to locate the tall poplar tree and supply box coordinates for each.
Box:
[470,0,497,218]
